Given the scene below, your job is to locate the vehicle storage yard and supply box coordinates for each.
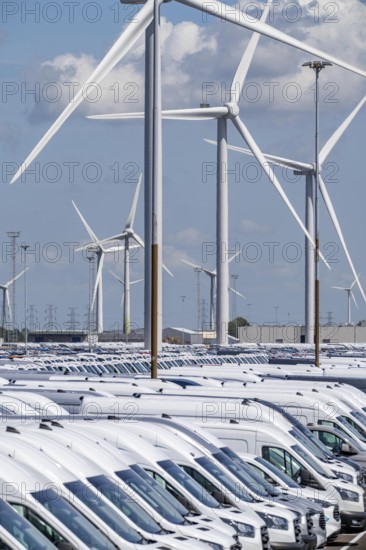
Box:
[0,343,366,548]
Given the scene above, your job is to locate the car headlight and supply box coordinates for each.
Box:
[332,470,354,483]
[203,544,224,550]
[337,488,360,502]
[257,512,289,530]
[220,517,255,538]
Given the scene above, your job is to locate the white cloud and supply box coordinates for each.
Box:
[168,227,209,246]
[239,219,272,234]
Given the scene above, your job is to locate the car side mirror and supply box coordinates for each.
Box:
[212,490,231,506]
[341,442,357,455]
[299,468,321,489]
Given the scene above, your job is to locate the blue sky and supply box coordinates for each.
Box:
[1,0,366,333]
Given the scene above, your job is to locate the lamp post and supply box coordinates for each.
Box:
[180,295,186,345]
[274,305,279,325]
[86,248,95,352]
[302,60,332,367]
[231,274,239,338]
[21,244,29,354]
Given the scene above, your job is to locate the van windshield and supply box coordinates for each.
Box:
[337,416,366,443]
[32,488,117,550]
[87,474,162,534]
[214,450,279,498]
[158,459,220,508]
[65,480,143,543]
[115,469,185,524]
[291,445,335,478]
[0,499,56,550]
[195,456,254,502]
[130,464,189,516]
[254,457,299,488]
[289,429,328,461]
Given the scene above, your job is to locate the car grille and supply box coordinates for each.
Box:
[333,505,340,521]
[306,512,314,535]
[294,518,302,543]
[319,512,326,531]
[261,525,270,549]
[361,467,366,485]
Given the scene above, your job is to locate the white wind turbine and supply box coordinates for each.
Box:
[109,270,143,333]
[98,173,173,335]
[98,174,145,336]
[0,268,30,330]
[72,201,137,334]
[333,275,360,325]
[182,252,242,331]
[206,93,366,342]
[9,0,366,351]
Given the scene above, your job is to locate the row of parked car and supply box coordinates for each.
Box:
[1,358,366,548]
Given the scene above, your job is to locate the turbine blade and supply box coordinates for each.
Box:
[228,250,241,264]
[163,263,174,278]
[319,94,366,165]
[131,233,145,249]
[182,259,214,277]
[109,270,124,286]
[5,267,30,288]
[72,201,100,246]
[131,278,144,285]
[318,174,366,300]
[332,286,346,290]
[204,139,313,172]
[351,273,361,290]
[10,0,154,184]
[351,291,358,309]
[87,107,228,121]
[126,173,143,229]
[228,286,247,299]
[231,116,325,262]
[230,0,272,103]
[5,290,12,322]
[179,0,366,79]
[91,253,105,311]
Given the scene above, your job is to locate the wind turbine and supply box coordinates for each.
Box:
[109,270,143,334]
[183,251,241,331]
[9,0,366,352]
[0,268,29,333]
[72,201,138,334]
[333,275,360,325]
[97,174,144,336]
[98,172,173,322]
[205,92,366,342]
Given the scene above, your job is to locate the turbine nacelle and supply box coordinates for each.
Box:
[223,102,240,118]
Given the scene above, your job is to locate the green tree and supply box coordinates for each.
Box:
[228,317,249,338]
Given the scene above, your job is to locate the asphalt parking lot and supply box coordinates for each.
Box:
[326,531,366,549]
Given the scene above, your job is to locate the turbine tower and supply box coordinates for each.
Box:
[0,269,29,339]
[109,270,143,335]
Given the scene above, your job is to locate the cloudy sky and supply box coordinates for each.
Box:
[1,0,366,334]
